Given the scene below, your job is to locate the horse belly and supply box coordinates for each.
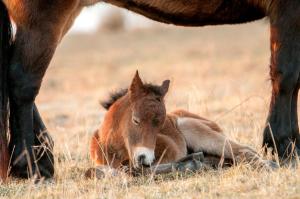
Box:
[136,0,222,16]
[106,0,222,17]
[104,0,265,26]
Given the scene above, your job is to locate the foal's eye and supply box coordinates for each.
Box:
[132,116,140,126]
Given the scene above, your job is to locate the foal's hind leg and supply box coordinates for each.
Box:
[177,117,270,168]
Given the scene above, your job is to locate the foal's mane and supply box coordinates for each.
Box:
[101,83,164,110]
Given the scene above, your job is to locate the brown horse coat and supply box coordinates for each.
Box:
[90,72,270,169]
[1,0,297,179]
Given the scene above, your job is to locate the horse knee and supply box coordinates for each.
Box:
[8,29,52,104]
[10,74,40,105]
[9,67,41,105]
[13,85,39,104]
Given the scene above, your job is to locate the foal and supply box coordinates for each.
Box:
[90,71,272,170]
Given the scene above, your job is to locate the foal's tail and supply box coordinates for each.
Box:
[0,1,12,181]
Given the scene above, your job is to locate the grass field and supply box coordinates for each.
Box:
[1,20,300,198]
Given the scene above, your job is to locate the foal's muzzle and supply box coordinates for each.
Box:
[133,147,155,168]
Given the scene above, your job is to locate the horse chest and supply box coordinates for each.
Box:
[161,116,188,150]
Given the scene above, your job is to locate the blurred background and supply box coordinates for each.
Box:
[37,3,272,165]
[70,4,155,33]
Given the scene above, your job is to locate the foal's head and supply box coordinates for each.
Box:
[125,71,170,168]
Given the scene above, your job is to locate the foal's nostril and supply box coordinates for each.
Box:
[134,147,155,167]
[138,154,146,165]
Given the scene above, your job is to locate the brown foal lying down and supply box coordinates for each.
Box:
[90,71,276,175]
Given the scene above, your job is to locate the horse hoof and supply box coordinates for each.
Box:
[280,158,299,169]
[276,146,300,169]
[9,149,54,179]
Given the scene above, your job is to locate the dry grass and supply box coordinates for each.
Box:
[1,21,300,198]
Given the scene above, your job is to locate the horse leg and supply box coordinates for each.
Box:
[8,28,58,178]
[10,103,54,178]
[263,3,300,160]
[263,79,300,161]
[32,104,54,177]
[292,85,300,147]
[4,1,82,179]
[0,1,11,181]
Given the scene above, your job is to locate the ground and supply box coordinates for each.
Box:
[1,21,300,198]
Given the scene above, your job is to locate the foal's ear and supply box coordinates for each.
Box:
[130,71,144,98]
[160,80,170,96]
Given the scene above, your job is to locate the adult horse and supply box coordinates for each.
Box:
[0,0,299,179]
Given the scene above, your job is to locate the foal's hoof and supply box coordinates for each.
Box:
[176,160,204,172]
[175,152,206,172]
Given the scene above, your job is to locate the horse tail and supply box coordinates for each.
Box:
[0,1,12,181]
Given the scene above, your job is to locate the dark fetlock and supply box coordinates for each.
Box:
[279,143,300,168]
[9,132,54,179]
[276,138,300,166]
[9,105,55,179]
[32,105,55,179]
[263,133,300,167]
[32,130,54,179]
